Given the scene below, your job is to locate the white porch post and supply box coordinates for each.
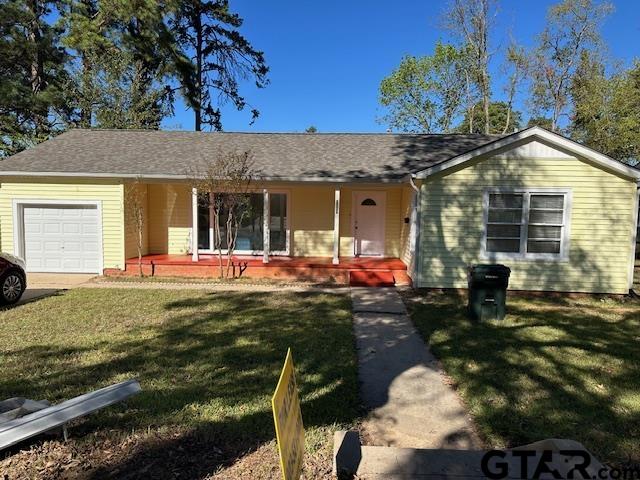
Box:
[263,188,270,263]
[409,178,422,286]
[333,188,340,265]
[408,189,418,275]
[191,187,199,262]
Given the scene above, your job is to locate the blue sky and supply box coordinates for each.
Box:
[163,0,640,132]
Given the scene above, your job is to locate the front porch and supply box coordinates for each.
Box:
[117,254,411,286]
[120,181,416,285]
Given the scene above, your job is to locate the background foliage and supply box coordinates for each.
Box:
[0,0,268,157]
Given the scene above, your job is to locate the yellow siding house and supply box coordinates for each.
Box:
[0,126,637,293]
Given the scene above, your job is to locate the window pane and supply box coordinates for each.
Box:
[487,239,520,253]
[270,193,287,252]
[239,194,264,251]
[220,193,264,251]
[488,209,522,223]
[527,240,561,254]
[197,196,210,250]
[531,195,564,209]
[528,225,561,239]
[487,224,521,238]
[489,193,523,208]
[529,210,563,224]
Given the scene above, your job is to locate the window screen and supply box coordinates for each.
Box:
[484,191,568,258]
[486,193,523,253]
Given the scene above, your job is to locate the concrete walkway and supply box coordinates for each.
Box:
[351,287,479,449]
[27,273,96,289]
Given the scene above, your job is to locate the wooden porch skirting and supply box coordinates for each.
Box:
[109,255,411,286]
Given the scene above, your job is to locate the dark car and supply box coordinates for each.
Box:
[0,253,26,305]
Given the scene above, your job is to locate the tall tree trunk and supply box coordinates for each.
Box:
[78,0,97,128]
[502,107,511,134]
[481,0,490,134]
[465,72,474,133]
[194,4,203,132]
[482,85,490,134]
[80,54,92,128]
[552,100,560,132]
[27,0,46,135]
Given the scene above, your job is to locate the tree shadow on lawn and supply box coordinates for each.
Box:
[0,290,361,478]
[404,291,640,465]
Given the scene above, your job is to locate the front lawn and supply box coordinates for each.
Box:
[0,288,359,479]
[404,291,640,465]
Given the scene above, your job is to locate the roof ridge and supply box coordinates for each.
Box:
[69,127,503,137]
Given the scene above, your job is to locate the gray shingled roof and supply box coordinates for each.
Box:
[0,129,501,181]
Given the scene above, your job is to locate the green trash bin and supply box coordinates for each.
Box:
[468,264,511,321]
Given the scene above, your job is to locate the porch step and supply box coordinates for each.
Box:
[334,431,608,480]
[349,270,395,287]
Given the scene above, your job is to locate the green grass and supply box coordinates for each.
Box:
[0,288,359,477]
[404,291,640,465]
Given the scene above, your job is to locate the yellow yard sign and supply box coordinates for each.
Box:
[272,348,305,480]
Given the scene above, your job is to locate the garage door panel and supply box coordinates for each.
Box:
[82,242,99,253]
[61,208,82,218]
[43,208,64,218]
[82,260,99,270]
[25,240,43,251]
[62,259,82,269]
[62,242,82,254]
[28,258,43,269]
[22,205,101,273]
[82,224,98,235]
[44,258,63,269]
[62,223,81,234]
[43,223,61,234]
[24,223,43,234]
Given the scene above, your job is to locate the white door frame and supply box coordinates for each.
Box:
[12,199,104,274]
[351,191,386,257]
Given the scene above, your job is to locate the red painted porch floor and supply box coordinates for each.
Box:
[123,254,408,286]
[127,254,405,269]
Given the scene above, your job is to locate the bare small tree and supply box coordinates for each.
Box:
[124,179,146,277]
[529,0,613,132]
[189,151,254,279]
[444,0,496,134]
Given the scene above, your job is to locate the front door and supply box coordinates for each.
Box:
[353,191,386,256]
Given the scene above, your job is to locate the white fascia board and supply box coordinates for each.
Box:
[414,126,640,181]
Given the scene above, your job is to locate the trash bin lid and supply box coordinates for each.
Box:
[468,264,511,279]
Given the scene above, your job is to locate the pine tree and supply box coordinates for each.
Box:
[170,0,268,131]
[0,0,70,156]
[60,0,193,129]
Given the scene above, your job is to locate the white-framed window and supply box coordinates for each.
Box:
[197,190,290,256]
[481,188,572,261]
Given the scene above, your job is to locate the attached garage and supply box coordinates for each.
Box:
[0,179,125,275]
[12,201,103,274]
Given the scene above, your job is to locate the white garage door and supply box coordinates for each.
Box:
[23,205,101,273]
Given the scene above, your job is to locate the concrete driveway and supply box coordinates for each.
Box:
[19,273,96,305]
